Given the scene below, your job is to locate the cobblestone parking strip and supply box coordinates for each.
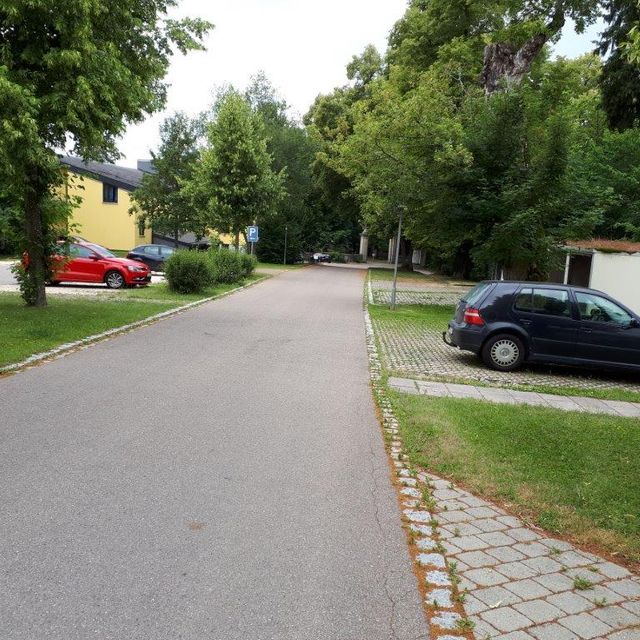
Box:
[366,309,640,640]
[388,377,640,418]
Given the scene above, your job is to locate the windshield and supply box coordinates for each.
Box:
[87,244,116,259]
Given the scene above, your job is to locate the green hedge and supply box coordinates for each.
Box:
[164,250,212,294]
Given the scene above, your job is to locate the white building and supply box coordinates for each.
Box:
[562,240,640,314]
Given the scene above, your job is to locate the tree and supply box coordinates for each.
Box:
[0,1,211,306]
[599,0,640,130]
[190,91,285,249]
[130,112,204,247]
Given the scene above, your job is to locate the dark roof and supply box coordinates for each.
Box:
[137,159,156,174]
[565,238,640,254]
[60,156,144,191]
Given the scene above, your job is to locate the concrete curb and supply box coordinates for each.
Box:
[0,276,269,377]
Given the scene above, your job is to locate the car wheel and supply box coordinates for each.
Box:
[47,280,60,286]
[482,334,525,372]
[105,270,126,289]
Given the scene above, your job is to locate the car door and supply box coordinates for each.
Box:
[68,244,102,282]
[511,287,579,358]
[574,291,640,366]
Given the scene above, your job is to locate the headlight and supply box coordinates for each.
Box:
[127,265,146,272]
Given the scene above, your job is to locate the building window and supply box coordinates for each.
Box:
[103,183,118,203]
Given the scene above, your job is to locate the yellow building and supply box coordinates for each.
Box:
[61,157,152,251]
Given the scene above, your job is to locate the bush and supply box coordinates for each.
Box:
[239,253,257,278]
[208,249,244,284]
[164,250,212,294]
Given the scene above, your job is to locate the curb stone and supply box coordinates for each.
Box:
[0,276,269,377]
[365,306,475,639]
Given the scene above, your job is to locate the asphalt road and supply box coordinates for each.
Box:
[0,266,427,640]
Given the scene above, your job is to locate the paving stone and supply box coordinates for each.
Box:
[606,578,640,598]
[399,478,417,487]
[438,509,472,523]
[583,584,626,605]
[480,606,532,633]
[425,570,451,587]
[468,506,502,518]
[545,590,593,614]
[559,612,613,639]
[463,594,489,615]
[438,499,468,511]
[621,599,640,616]
[442,540,462,555]
[459,495,489,508]
[565,567,607,584]
[508,528,542,542]
[417,553,446,568]
[608,630,640,640]
[475,586,523,607]
[433,488,465,500]
[427,588,454,609]
[592,604,640,628]
[555,550,595,568]
[521,556,564,575]
[465,567,510,587]
[571,396,614,414]
[403,509,432,523]
[401,487,421,498]
[497,516,524,528]
[472,617,500,639]
[539,539,573,552]
[475,517,510,532]
[504,579,552,600]
[409,524,432,536]
[497,561,539,580]
[477,531,518,547]
[533,572,576,594]
[416,537,438,551]
[513,542,550,558]
[450,535,489,551]
[442,522,483,536]
[529,622,579,640]
[432,611,461,630]
[496,631,536,640]
[595,562,631,580]
[513,599,563,624]
[456,550,498,568]
[487,546,528,563]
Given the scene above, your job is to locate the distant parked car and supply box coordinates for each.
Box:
[127,244,175,271]
[312,252,332,263]
[445,281,640,372]
[45,241,150,289]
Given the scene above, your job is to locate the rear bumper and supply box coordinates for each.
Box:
[446,322,485,354]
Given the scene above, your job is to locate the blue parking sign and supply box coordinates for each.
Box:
[247,226,260,243]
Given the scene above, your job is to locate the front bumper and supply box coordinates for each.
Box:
[130,274,151,284]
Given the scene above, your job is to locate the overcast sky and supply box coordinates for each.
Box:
[115,1,604,167]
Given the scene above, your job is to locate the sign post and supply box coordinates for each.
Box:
[247,226,260,256]
[390,208,404,311]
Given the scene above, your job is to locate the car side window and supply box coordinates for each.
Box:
[575,292,633,326]
[514,288,571,317]
[69,244,93,258]
[160,247,174,257]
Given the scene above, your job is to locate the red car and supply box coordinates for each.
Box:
[48,241,151,289]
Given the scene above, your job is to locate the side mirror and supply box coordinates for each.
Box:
[630,318,640,329]
[90,254,101,261]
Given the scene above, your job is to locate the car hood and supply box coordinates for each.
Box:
[108,257,149,270]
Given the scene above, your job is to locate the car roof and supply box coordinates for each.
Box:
[482,280,613,298]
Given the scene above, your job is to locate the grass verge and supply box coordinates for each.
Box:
[391,391,640,566]
[369,267,473,287]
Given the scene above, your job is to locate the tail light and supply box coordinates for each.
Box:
[464,307,485,326]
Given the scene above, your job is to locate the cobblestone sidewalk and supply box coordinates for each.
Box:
[389,377,640,417]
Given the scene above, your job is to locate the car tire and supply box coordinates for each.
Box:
[481,334,525,372]
[105,270,126,289]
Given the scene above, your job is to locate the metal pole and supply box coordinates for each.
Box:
[283,225,288,265]
[390,208,403,310]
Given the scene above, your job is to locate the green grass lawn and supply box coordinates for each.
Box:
[392,391,640,566]
[369,302,454,327]
[0,294,177,368]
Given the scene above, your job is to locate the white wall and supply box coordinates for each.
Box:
[590,252,640,314]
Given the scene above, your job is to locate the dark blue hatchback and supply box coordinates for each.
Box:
[445,281,640,372]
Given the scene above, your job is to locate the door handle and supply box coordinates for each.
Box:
[520,320,532,326]
[582,328,593,334]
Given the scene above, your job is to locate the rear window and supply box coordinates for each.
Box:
[463,282,493,307]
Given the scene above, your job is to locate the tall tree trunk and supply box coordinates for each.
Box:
[23,169,48,307]
[482,2,566,95]
[174,226,180,248]
[234,231,240,251]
